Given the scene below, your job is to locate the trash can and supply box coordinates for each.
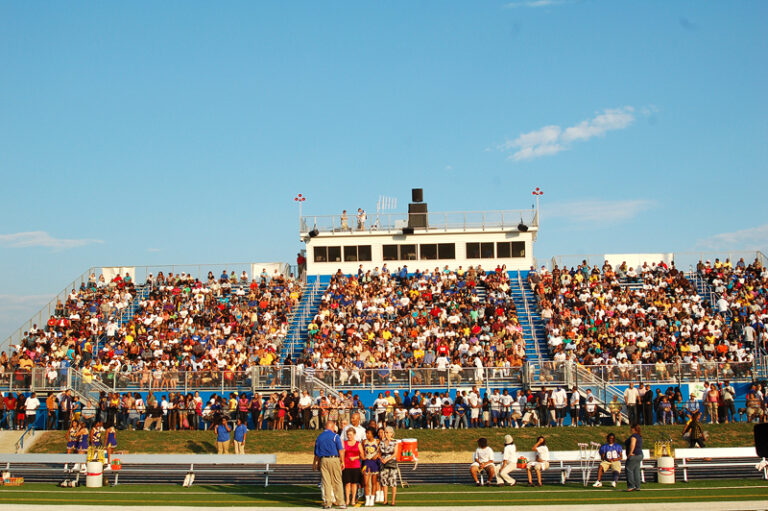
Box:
[657,456,675,484]
[86,461,104,488]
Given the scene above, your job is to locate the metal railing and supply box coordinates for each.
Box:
[301,209,538,235]
[517,271,541,363]
[283,278,321,357]
[0,267,97,353]
[530,360,757,388]
[2,359,762,396]
[547,251,768,272]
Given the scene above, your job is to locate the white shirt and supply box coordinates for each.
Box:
[535,445,550,462]
[25,397,41,414]
[553,389,568,408]
[343,424,366,443]
[502,443,517,464]
[473,446,495,464]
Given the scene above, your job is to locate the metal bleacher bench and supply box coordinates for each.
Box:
[479,449,656,485]
[675,447,767,482]
[0,454,86,483]
[480,450,573,485]
[112,454,277,487]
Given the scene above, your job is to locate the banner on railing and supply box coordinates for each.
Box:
[603,253,674,270]
[102,267,136,281]
[250,263,287,280]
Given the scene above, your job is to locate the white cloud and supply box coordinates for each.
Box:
[697,224,768,251]
[506,0,570,7]
[547,199,655,224]
[0,231,102,250]
[500,106,637,161]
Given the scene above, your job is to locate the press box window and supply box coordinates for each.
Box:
[314,246,341,263]
[400,244,417,260]
[383,245,398,261]
[438,243,455,259]
[497,241,525,258]
[344,245,372,262]
[383,244,417,260]
[467,242,494,259]
[420,244,437,260]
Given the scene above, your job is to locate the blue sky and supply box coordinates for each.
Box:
[1,1,766,340]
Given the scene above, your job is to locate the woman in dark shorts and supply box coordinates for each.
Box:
[66,419,79,453]
[342,428,364,506]
[362,428,381,507]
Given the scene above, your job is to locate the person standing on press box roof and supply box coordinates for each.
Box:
[313,420,346,509]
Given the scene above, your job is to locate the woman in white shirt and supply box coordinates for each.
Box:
[527,436,550,486]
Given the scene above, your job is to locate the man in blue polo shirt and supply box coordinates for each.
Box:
[592,433,623,487]
[233,418,247,454]
[313,420,346,509]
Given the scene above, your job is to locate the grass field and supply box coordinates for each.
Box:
[1,480,767,507]
[30,423,756,455]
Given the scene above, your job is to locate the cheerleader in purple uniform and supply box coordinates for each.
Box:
[361,428,380,507]
[105,425,117,457]
[77,422,90,454]
[90,421,104,449]
[66,420,79,454]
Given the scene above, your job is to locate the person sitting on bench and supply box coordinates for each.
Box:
[592,433,623,487]
[470,437,496,486]
[527,436,550,487]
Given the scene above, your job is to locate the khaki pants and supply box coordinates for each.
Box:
[144,417,163,431]
[217,440,230,454]
[496,463,516,485]
[233,440,245,454]
[320,457,344,507]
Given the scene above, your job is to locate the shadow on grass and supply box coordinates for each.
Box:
[185,440,216,453]
[202,484,318,506]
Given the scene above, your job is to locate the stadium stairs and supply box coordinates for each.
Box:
[508,271,548,369]
[280,278,326,362]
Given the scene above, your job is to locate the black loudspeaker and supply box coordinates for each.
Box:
[308,228,319,238]
[756,423,768,458]
[402,227,414,235]
[408,202,428,229]
[412,188,423,203]
[518,223,528,232]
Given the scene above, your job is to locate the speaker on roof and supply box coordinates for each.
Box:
[756,423,768,458]
[309,228,319,238]
[402,227,414,235]
[518,223,529,232]
[408,202,428,229]
[412,188,423,203]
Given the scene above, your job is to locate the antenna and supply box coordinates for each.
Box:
[376,195,398,231]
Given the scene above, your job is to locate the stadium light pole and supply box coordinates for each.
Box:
[294,193,306,229]
[532,187,543,224]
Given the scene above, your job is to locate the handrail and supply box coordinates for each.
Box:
[517,271,541,363]
[301,209,538,234]
[14,422,36,453]
[0,266,97,352]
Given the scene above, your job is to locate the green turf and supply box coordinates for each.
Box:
[1,480,767,506]
[30,423,756,455]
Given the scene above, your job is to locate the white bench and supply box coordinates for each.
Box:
[0,454,86,484]
[478,449,654,485]
[479,450,572,485]
[111,454,276,487]
[675,447,767,482]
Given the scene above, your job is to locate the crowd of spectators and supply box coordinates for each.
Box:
[0,269,301,391]
[295,265,528,386]
[530,259,757,380]
[698,257,768,352]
